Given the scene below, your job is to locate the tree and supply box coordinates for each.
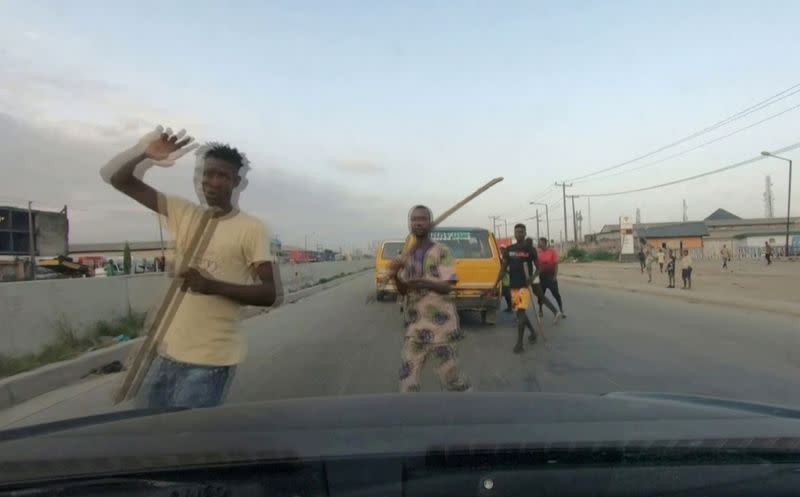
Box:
[123,241,132,275]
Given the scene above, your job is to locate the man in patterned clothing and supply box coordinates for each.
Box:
[390,205,471,393]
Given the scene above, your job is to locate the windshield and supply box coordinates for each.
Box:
[2,2,800,476]
[431,229,494,259]
[380,242,405,260]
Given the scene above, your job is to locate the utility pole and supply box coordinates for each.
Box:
[529,201,550,241]
[489,216,501,237]
[504,219,508,239]
[566,194,580,246]
[587,197,592,235]
[764,175,775,218]
[27,201,36,280]
[554,181,573,243]
[535,209,541,240]
[576,210,583,241]
[682,199,688,222]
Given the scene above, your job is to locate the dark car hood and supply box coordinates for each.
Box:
[2,392,800,484]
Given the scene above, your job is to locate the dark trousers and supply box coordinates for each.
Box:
[532,282,558,315]
[766,253,772,264]
[681,267,693,288]
[539,274,564,312]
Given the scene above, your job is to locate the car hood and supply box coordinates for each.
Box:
[2,391,800,483]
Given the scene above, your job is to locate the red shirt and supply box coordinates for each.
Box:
[537,247,559,275]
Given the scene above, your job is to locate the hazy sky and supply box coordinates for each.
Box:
[2,1,799,249]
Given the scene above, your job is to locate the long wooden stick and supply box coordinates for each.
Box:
[114,210,217,404]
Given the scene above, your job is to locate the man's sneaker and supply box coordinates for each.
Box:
[513,343,524,354]
[528,332,538,344]
[553,311,563,325]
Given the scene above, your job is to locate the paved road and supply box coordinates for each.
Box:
[3,272,800,429]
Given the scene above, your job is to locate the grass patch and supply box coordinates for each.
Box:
[0,312,146,379]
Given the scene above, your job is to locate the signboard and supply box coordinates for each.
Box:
[430,231,472,241]
[620,216,634,255]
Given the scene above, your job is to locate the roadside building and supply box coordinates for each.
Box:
[588,209,800,259]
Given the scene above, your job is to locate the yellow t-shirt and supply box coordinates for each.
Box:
[158,194,272,366]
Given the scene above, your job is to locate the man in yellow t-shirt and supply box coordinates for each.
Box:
[102,127,283,408]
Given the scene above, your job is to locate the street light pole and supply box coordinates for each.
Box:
[529,201,551,241]
[762,151,794,257]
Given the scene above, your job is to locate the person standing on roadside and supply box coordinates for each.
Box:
[666,249,677,288]
[102,127,283,408]
[657,243,666,273]
[637,245,646,273]
[537,237,566,323]
[680,249,694,289]
[392,205,471,393]
[720,244,731,270]
[645,247,655,283]
[765,241,773,265]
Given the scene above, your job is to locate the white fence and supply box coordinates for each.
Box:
[0,260,372,356]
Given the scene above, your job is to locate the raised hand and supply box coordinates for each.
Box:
[141,126,198,166]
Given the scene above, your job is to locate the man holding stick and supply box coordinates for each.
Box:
[392,205,471,393]
[495,224,539,353]
[102,126,283,408]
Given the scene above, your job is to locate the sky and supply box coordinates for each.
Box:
[2,1,799,250]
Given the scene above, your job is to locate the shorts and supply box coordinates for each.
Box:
[511,288,532,311]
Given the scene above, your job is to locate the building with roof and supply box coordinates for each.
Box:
[588,208,800,257]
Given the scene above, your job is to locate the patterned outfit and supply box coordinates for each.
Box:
[398,242,470,393]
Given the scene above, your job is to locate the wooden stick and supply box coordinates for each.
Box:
[114,209,218,404]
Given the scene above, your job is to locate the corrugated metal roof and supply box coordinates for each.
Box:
[638,222,709,238]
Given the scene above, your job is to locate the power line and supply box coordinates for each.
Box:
[577,101,800,184]
[568,81,800,182]
[576,141,800,198]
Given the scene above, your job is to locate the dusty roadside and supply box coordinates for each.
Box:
[558,258,800,318]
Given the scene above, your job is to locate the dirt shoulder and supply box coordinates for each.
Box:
[558,258,800,318]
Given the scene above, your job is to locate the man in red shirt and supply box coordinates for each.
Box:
[537,238,566,324]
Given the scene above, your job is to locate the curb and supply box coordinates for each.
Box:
[560,275,800,319]
[0,269,370,410]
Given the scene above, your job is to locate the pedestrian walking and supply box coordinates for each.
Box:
[637,245,646,273]
[102,127,283,408]
[765,241,773,265]
[657,244,666,273]
[527,237,559,324]
[494,224,539,353]
[666,250,676,288]
[645,247,655,283]
[537,237,566,323]
[720,244,731,270]
[680,249,693,289]
[392,205,470,393]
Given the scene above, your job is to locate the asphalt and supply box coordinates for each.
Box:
[2,272,800,429]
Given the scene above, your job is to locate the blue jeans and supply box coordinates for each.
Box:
[140,356,236,408]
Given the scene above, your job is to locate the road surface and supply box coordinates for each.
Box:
[2,272,800,429]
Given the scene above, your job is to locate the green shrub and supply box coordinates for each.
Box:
[567,247,588,260]
[589,249,617,261]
